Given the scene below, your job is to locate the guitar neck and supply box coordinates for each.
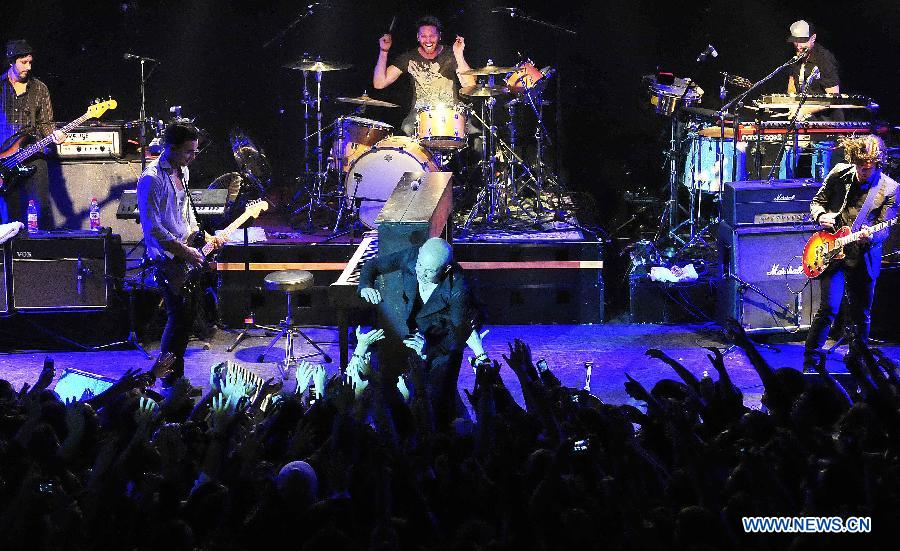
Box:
[16,113,91,161]
[837,217,898,247]
[200,206,264,256]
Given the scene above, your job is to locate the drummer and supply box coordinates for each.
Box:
[373,15,476,136]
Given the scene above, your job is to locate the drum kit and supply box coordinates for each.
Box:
[281,53,560,236]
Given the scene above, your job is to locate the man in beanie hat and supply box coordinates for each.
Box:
[0,39,66,225]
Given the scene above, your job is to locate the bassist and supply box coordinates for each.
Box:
[137,121,225,386]
[804,135,898,370]
[0,39,66,225]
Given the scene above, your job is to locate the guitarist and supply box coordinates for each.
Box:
[804,134,898,371]
[137,121,226,386]
[0,39,66,225]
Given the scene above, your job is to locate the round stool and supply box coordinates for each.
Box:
[256,270,331,376]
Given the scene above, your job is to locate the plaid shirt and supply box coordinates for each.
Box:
[0,75,55,150]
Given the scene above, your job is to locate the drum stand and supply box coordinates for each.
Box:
[291,64,339,230]
[460,97,539,235]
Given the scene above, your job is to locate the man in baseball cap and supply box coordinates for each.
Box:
[786,20,839,95]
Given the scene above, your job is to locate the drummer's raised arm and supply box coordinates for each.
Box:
[453,35,476,88]
[374,33,402,89]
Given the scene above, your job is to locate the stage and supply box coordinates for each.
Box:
[4,322,899,413]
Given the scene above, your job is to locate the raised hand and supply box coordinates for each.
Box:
[30,357,56,394]
[220,370,252,406]
[452,35,465,56]
[379,33,392,52]
[503,339,538,382]
[208,393,234,435]
[295,361,315,397]
[209,361,228,392]
[354,326,385,356]
[135,396,158,428]
[403,332,426,359]
[311,364,327,400]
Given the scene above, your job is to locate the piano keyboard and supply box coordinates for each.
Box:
[332,232,379,288]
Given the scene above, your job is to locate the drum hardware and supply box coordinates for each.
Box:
[335,93,400,108]
[286,56,350,231]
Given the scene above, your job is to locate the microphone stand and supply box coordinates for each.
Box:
[718,54,803,190]
[764,70,817,182]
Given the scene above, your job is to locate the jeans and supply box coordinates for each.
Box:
[805,262,876,352]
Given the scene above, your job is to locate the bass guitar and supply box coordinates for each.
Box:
[157,199,269,294]
[0,98,118,193]
[801,216,898,278]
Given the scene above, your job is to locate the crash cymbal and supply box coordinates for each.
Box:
[283,57,352,72]
[461,65,518,76]
[697,126,735,139]
[460,84,511,97]
[336,94,399,108]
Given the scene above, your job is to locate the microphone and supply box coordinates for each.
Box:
[789,50,808,64]
[123,52,159,63]
[696,44,718,63]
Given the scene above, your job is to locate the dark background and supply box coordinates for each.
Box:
[4,0,899,230]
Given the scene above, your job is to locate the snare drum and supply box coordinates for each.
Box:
[331,116,392,173]
[504,62,546,93]
[344,136,438,228]
[415,103,468,150]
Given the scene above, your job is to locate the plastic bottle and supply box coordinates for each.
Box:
[27,200,38,232]
[89,198,101,230]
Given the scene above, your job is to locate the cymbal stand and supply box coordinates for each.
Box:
[291,63,338,230]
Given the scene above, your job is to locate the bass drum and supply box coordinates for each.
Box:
[344,136,438,228]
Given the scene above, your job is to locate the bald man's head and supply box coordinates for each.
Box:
[416,238,453,284]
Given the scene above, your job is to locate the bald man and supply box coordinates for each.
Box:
[358,238,484,424]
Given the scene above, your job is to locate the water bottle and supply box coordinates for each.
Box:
[27,200,38,232]
[89,198,101,230]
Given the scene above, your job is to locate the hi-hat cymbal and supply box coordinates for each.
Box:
[336,94,399,108]
[460,84,511,97]
[461,65,518,76]
[283,57,352,71]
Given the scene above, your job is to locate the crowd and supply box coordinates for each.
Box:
[1,320,898,550]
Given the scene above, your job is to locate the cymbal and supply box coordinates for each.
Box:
[697,126,735,139]
[335,94,399,108]
[283,57,352,71]
[683,106,723,119]
[461,65,518,76]
[460,84,511,97]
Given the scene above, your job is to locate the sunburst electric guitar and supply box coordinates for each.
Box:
[801,217,898,279]
[0,98,117,193]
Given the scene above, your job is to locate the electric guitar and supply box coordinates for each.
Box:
[157,199,269,294]
[801,216,898,278]
[0,98,118,193]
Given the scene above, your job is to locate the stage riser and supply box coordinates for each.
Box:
[215,240,604,327]
[216,243,356,327]
[448,241,603,325]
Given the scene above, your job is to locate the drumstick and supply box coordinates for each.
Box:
[388,15,396,34]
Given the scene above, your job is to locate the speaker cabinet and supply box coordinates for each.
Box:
[48,159,144,243]
[11,232,124,311]
[0,241,8,314]
[717,223,821,332]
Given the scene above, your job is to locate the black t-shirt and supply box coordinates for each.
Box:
[390,47,459,110]
[788,43,839,95]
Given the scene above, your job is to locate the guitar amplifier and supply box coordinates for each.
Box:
[717,222,821,332]
[57,125,123,158]
[723,179,821,226]
[0,241,9,314]
[11,231,125,311]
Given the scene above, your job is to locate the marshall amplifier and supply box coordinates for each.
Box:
[723,179,821,226]
[717,222,821,333]
[11,231,125,311]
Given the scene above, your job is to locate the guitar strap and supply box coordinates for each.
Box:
[850,176,881,233]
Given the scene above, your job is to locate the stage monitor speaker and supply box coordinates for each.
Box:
[11,232,125,311]
[0,242,8,314]
[48,159,144,243]
[53,368,115,402]
[717,222,821,333]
